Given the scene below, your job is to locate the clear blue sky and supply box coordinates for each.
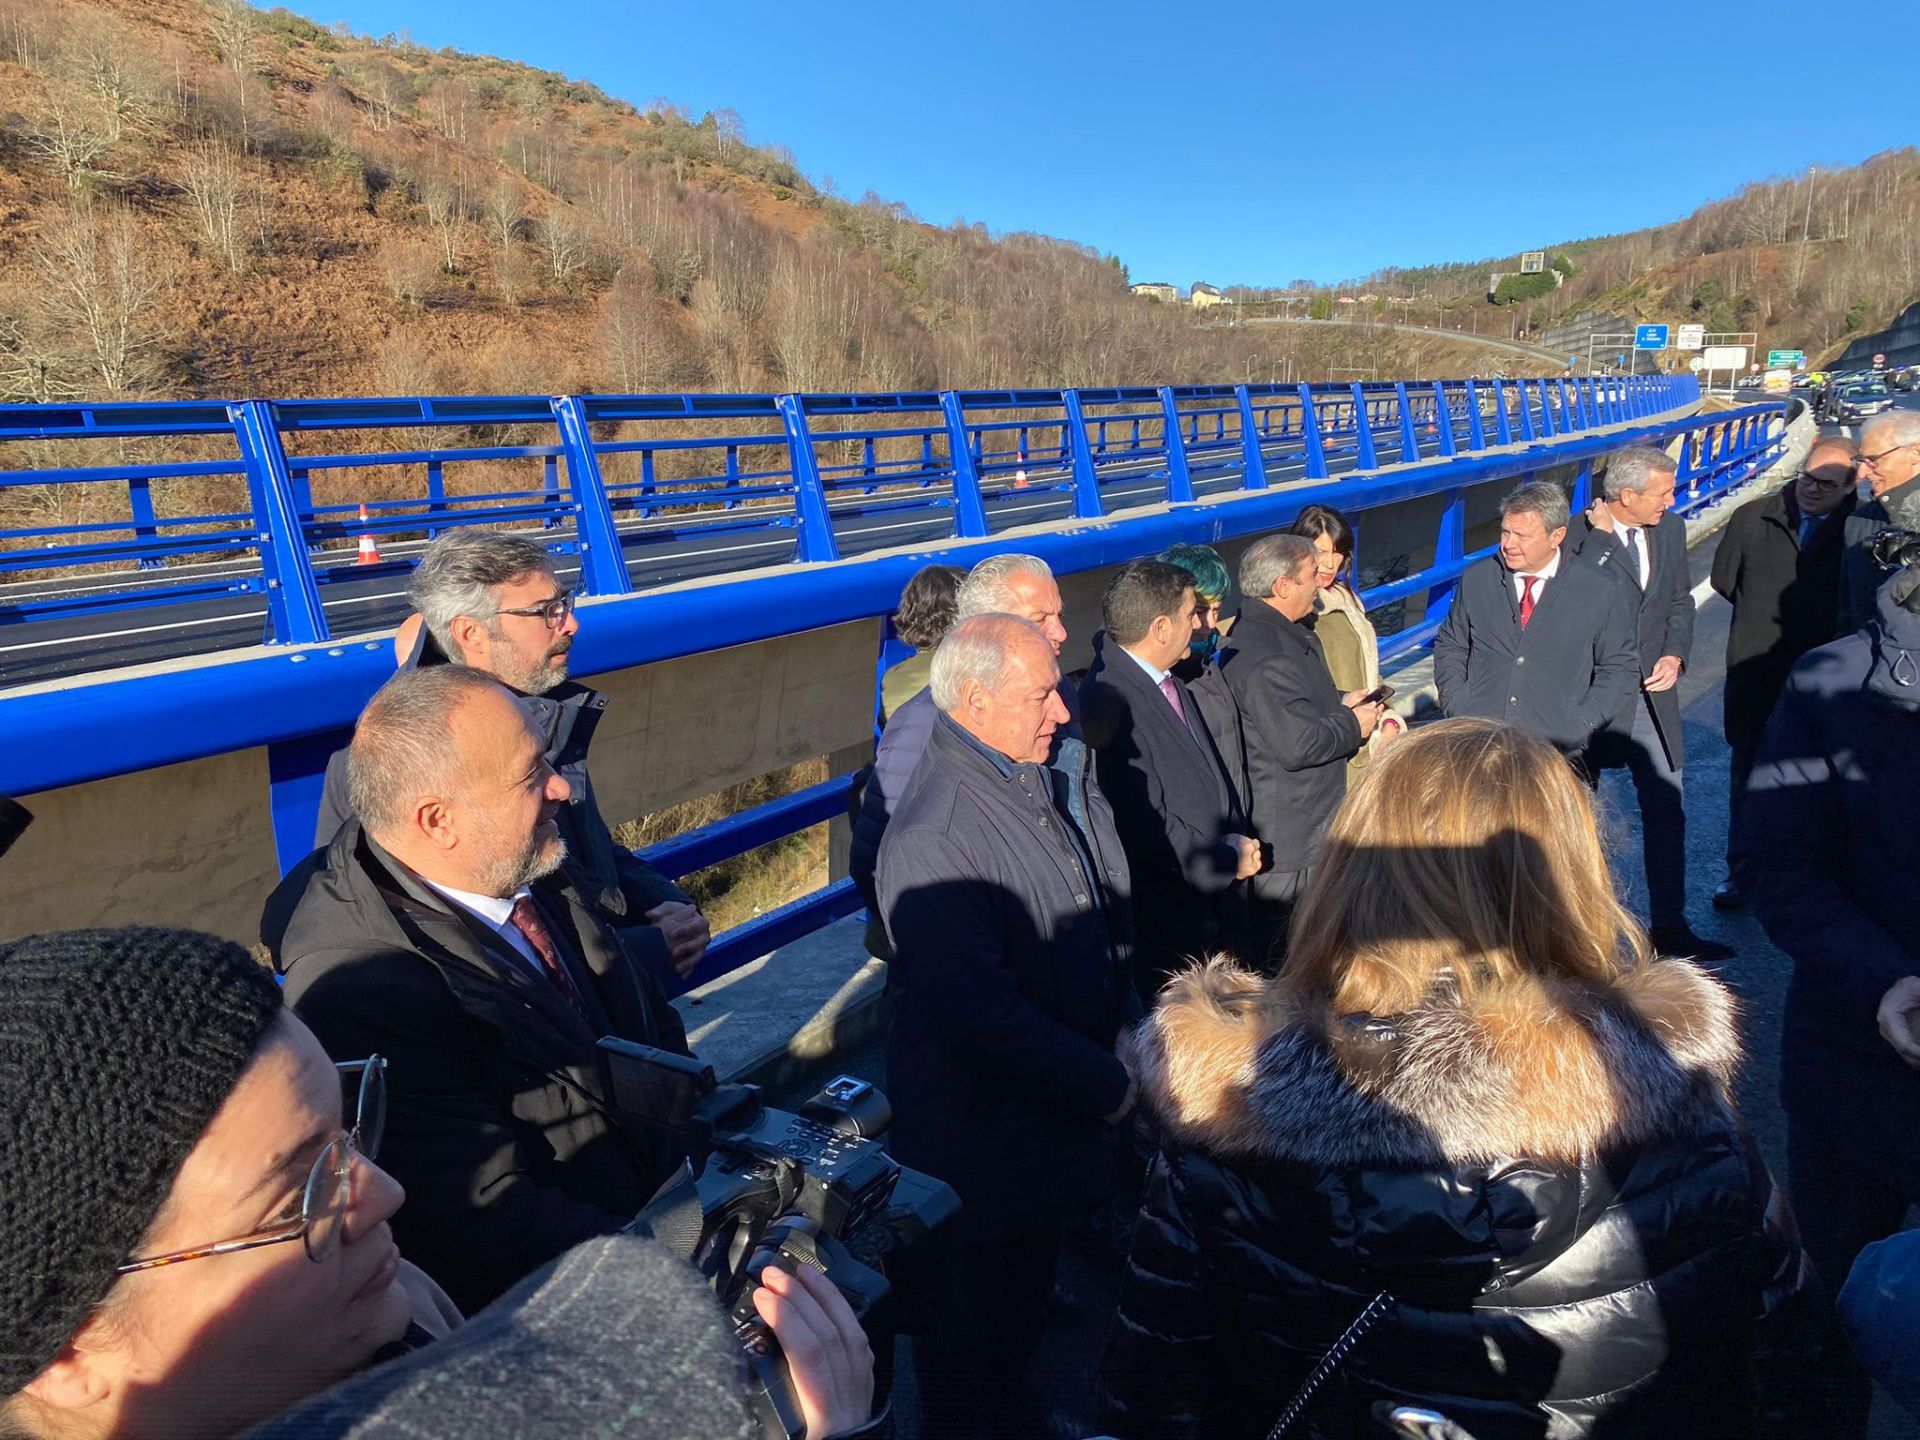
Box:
[308,0,1919,288]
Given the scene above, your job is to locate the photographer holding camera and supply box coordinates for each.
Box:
[0,927,876,1440]
[1733,529,1920,1438]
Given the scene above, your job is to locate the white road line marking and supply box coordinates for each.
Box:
[1691,576,1718,608]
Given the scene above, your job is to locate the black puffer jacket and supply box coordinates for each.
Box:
[1097,957,1802,1440]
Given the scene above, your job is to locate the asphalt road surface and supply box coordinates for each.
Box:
[0,418,1501,691]
[773,518,1919,1440]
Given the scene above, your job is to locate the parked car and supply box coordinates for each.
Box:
[1831,382,1894,424]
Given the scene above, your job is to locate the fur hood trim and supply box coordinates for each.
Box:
[1133,955,1741,1167]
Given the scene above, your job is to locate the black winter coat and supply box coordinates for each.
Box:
[264,823,691,1314]
[1568,509,1694,768]
[876,713,1133,1239]
[1433,550,1639,755]
[1212,602,1361,874]
[1098,958,1802,1440]
[1080,632,1250,987]
[1708,486,1854,756]
[313,628,692,981]
[1733,568,1920,1150]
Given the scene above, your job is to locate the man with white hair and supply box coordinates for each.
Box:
[850,552,1077,946]
[877,613,1135,1439]
[1839,409,1920,631]
[265,665,693,1315]
[1570,445,1730,962]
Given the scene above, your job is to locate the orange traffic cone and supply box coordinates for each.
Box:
[1014,441,1029,488]
[355,502,382,565]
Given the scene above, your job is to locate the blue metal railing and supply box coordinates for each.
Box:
[0,376,1788,994]
[1,375,1698,643]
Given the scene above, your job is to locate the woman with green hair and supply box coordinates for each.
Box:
[1156,542,1231,682]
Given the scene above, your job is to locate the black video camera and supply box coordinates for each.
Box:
[1869,527,1920,573]
[600,1038,958,1439]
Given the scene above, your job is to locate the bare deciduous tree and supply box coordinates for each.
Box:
[306,84,355,151]
[354,57,408,133]
[24,93,112,188]
[484,179,523,251]
[31,206,167,396]
[66,15,161,143]
[181,141,249,273]
[535,205,585,283]
[202,0,258,149]
[417,165,467,273]
[377,236,438,307]
[594,272,680,392]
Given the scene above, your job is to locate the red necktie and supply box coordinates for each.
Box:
[508,895,591,1024]
[1519,575,1540,629]
[1158,674,1188,728]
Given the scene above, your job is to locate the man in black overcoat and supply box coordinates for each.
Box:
[1080,560,1260,993]
[265,666,692,1315]
[1569,445,1728,960]
[1707,436,1857,908]
[1215,534,1384,966]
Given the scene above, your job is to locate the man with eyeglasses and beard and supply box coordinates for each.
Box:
[265,666,697,1314]
[310,529,710,983]
[1707,435,1859,910]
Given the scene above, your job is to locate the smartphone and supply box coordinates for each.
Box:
[1361,683,1394,706]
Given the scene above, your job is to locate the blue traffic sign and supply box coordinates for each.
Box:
[1634,324,1670,351]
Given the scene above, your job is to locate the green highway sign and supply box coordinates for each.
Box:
[1766,349,1804,368]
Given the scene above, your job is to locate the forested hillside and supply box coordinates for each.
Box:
[0,0,1509,407]
[1236,150,1920,363]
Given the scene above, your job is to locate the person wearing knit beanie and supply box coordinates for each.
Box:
[0,926,415,1439]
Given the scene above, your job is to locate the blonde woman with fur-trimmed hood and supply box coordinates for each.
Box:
[1096,719,1804,1440]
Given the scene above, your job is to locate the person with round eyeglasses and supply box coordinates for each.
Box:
[1839,410,1920,631]
[0,928,876,1440]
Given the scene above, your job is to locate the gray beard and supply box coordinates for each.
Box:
[480,836,568,897]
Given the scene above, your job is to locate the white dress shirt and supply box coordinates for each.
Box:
[1119,644,1173,688]
[423,879,544,977]
[1510,546,1562,604]
[1616,523,1651,586]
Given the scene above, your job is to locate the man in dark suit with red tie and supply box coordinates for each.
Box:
[1433,479,1639,761]
[1081,560,1262,992]
[264,665,691,1314]
[1570,445,1731,961]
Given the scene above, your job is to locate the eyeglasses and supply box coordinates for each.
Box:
[1857,443,1917,471]
[116,1057,387,1275]
[492,590,576,629]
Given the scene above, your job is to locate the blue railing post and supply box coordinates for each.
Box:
[773,394,842,563]
[1060,390,1106,519]
[1348,382,1380,470]
[1424,488,1466,629]
[267,728,352,877]
[1516,381,1539,442]
[1491,379,1513,446]
[127,476,163,569]
[1234,385,1270,491]
[1428,381,1458,458]
[1464,379,1487,450]
[1297,384,1330,479]
[938,391,991,538]
[425,459,445,538]
[550,395,635,594]
[541,454,561,529]
[1157,386,1196,502]
[1572,457,1595,512]
[1393,382,1420,461]
[230,399,328,645]
[1675,430,1698,505]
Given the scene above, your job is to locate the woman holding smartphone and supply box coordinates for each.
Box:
[1289,505,1403,777]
